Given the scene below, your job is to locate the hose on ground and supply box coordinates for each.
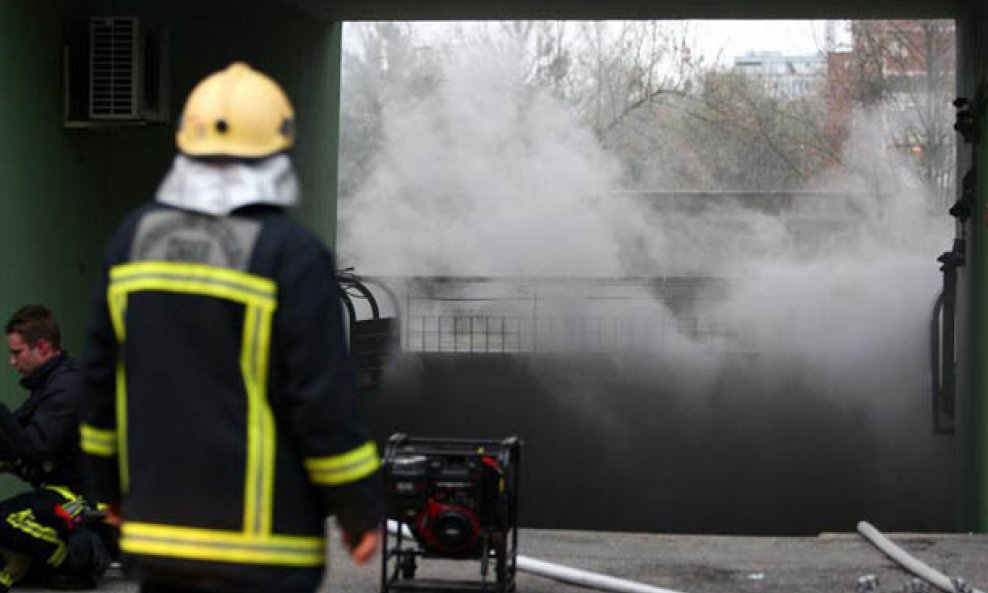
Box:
[386,520,691,593]
[856,521,983,593]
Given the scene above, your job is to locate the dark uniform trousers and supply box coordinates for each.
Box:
[0,485,109,590]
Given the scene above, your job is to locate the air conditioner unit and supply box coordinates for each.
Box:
[63,16,169,127]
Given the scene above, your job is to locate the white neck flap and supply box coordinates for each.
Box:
[155,154,300,216]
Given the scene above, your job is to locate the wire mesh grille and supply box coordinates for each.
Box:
[89,16,138,119]
[346,276,742,354]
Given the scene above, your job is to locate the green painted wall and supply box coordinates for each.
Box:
[974,2,988,530]
[82,0,343,241]
[978,113,988,530]
[0,0,342,342]
[0,1,101,494]
[954,0,988,530]
[148,0,343,242]
[0,0,341,496]
[0,1,110,390]
[293,22,344,244]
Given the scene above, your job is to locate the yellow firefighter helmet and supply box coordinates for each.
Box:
[176,62,295,158]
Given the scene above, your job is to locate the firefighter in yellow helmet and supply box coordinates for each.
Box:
[80,62,382,593]
[176,61,295,159]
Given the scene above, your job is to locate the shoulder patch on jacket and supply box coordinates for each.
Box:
[130,210,261,271]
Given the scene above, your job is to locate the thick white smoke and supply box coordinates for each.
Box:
[338,22,952,391]
[340,39,627,277]
[337,21,959,535]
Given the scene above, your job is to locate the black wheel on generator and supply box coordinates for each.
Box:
[400,551,417,580]
[380,522,390,593]
[480,533,492,579]
[495,541,509,593]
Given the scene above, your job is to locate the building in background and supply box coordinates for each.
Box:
[825,20,956,202]
[733,50,826,99]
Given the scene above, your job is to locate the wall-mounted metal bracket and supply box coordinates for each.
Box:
[337,268,400,391]
[949,169,977,222]
[954,84,986,145]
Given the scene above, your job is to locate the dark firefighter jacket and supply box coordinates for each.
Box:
[80,203,382,593]
[0,353,83,488]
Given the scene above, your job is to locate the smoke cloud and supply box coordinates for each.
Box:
[340,39,628,277]
[339,28,950,360]
[338,22,956,532]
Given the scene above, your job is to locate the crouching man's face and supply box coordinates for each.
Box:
[6,332,53,379]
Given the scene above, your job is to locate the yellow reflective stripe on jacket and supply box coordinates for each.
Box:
[242,304,277,537]
[109,262,277,309]
[121,522,324,567]
[305,441,381,486]
[80,424,118,457]
[106,286,131,491]
[43,485,82,504]
[107,261,278,535]
[6,510,66,566]
[108,289,128,343]
[44,485,86,518]
[114,361,130,492]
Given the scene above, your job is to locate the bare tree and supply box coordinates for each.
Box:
[846,20,956,204]
[340,23,441,200]
[668,69,840,190]
[561,22,700,137]
[340,20,955,200]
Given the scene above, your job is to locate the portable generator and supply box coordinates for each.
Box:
[381,434,521,593]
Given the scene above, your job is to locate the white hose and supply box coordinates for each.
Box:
[856,521,984,593]
[386,521,690,593]
[515,554,690,593]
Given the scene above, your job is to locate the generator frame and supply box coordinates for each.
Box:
[380,434,521,593]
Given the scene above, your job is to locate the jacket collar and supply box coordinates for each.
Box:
[19,352,67,392]
[155,154,300,216]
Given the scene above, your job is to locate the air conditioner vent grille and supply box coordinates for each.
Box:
[89,16,138,119]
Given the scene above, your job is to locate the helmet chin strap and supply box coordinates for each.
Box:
[155,153,300,216]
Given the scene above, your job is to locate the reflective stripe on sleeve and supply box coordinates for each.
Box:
[304,441,380,486]
[80,424,118,457]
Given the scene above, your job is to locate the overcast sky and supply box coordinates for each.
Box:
[689,20,849,63]
[343,20,852,65]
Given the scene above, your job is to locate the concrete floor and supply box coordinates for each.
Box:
[33,526,988,593]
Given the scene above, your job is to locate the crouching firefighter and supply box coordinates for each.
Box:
[0,305,112,592]
[80,62,382,593]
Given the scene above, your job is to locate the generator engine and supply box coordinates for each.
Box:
[381,434,520,593]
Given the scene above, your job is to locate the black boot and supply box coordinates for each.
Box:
[50,528,111,589]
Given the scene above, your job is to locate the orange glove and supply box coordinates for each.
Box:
[104,504,123,528]
[344,528,380,565]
